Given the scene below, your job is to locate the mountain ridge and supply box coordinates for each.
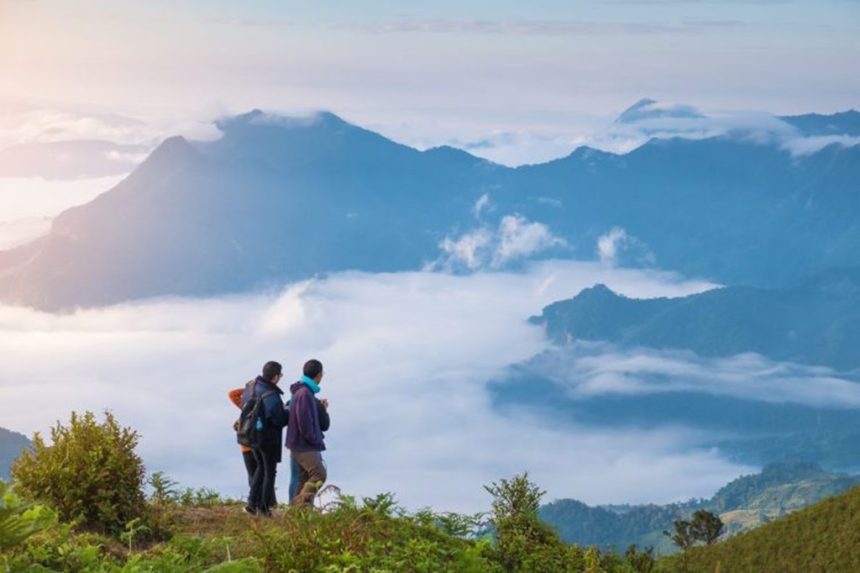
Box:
[1,107,859,310]
[540,462,860,554]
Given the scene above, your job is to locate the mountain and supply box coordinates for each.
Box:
[779,109,860,137]
[540,462,860,554]
[0,427,30,479]
[491,268,860,467]
[530,266,860,371]
[661,483,860,572]
[1,108,859,309]
[0,111,495,309]
[0,140,148,179]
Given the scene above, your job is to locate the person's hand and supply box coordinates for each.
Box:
[321,398,329,410]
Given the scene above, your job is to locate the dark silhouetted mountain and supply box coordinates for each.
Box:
[0,427,30,479]
[540,462,860,554]
[530,266,860,371]
[1,108,859,309]
[0,140,148,179]
[779,109,860,136]
[491,267,860,468]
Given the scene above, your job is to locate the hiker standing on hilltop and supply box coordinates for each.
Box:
[287,359,329,506]
[243,361,289,516]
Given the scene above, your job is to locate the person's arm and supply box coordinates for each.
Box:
[317,399,330,432]
[228,388,244,409]
[265,394,289,428]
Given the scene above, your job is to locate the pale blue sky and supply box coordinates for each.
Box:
[0,0,857,160]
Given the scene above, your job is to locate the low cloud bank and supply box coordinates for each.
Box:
[1,262,751,511]
[520,343,860,409]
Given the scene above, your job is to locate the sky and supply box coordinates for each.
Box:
[1,0,858,164]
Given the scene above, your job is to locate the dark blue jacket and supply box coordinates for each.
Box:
[285,381,326,452]
[242,377,288,457]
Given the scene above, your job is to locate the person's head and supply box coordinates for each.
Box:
[262,360,283,384]
[303,359,324,383]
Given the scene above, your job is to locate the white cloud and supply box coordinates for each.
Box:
[0,175,125,221]
[0,107,149,149]
[782,135,860,156]
[0,261,737,511]
[493,215,568,267]
[472,192,491,218]
[436,228,494,271]
[597,226,655,267]
[531,343,860,409]
[432,214,568,272]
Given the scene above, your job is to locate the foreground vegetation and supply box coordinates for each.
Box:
[2,411,856,572]
[1,411,658,572]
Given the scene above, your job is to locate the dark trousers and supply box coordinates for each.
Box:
[242,450,257,488]
[290,450,327,506]
[248,444,280,513]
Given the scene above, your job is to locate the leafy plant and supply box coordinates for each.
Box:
[0,480,55,550]
[11,411,147,533]
[149,471,180,505]
[120,517,152,552]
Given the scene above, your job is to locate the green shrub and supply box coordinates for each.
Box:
[0,479,56,550]
[11,411,147,533]
[484,472,588,572]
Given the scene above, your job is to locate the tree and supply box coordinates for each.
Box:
[690,509,724,546]
[665,510,725,551]
[664,519,695,550]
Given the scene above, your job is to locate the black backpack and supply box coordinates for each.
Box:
[236,383,277,448]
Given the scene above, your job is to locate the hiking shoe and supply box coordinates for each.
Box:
[243,505,256,515]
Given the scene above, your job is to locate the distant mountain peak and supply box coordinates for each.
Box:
[134,135,200,173]
[616,98,706,124]
[215,109,349,133]
[422,145,487,165]
[578,283,621,298]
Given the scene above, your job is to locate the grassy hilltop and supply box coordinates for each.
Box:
[2,411,858,572]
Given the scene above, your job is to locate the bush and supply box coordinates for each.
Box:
[11,411,147,533]
[0,479,56,550]
[484,472,587,572]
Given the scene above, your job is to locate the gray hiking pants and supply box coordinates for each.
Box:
[290,450,327,506]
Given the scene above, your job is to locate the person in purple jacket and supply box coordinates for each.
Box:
[286,358,328,506]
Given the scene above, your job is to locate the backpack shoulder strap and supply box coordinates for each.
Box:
[259,390,277,400]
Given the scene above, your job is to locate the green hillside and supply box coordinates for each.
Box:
[540,463,860,553]
[661,485,860,572]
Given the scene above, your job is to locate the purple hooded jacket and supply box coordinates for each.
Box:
[286,381,326,452]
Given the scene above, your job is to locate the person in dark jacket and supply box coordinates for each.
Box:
[244,361,289,516]
[286,358,328,506]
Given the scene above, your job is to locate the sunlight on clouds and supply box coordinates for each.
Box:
[0,175,126,221]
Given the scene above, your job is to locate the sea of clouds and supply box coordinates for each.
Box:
[0,261,763,512]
